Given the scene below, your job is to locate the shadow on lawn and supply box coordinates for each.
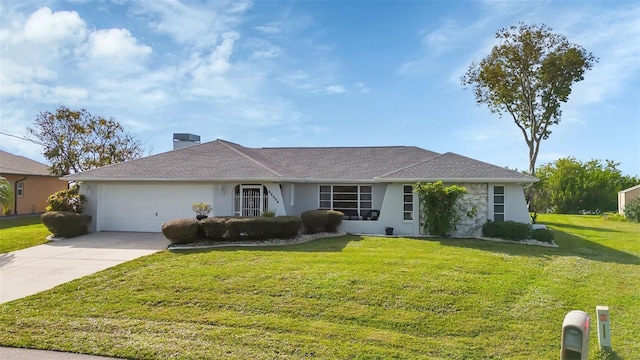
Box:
[177,234,363,254]
[433,229,639,266]
[541,221,624,234]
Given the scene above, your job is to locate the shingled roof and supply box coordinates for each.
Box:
[64,139,536,183]
[0,150,53,176]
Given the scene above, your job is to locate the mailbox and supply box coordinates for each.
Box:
[561,310,590,360]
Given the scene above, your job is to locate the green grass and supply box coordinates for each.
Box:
[0,215,50,253]
[0,214,638,359]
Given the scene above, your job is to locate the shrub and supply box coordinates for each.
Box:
[161,218,200,244]
[222,216,301,241]
[531,228,554,243]
[301,210,328,234]
[624,198,640,223]
[326,210,344,232]
[261,209,276,217]
[482,221,532,241]
[41,211,92,238]
[414,181,468,236]
[199,217,226,239]
[603,213,628,222]
[46,184,84,214]
[192,202,212,216]
[301,210,344,234]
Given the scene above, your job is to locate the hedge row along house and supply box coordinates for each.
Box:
[63,137,536,237]
[0,150,68,216]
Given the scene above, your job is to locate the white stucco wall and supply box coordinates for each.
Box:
[487,183,531,224]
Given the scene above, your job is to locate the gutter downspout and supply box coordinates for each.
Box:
[14,176,26,215]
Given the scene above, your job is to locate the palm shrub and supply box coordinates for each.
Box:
[624,198,640,223]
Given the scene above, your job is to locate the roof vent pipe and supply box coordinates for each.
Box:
[173,133,201,150]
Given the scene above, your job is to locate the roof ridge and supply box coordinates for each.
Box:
[377,153,445,178]
[218,140,284,177]
[260,145,416,150]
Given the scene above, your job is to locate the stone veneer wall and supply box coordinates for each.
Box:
[452,183,488,238]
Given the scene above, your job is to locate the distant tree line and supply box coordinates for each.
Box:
[528,157,639,218]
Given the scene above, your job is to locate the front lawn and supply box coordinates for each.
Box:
[0,215,50,253]
[0,214,638,359]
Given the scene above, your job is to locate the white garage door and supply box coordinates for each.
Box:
[99,183,213,232]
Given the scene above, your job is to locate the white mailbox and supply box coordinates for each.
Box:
[596,305,611,350]
[561,310,590,360]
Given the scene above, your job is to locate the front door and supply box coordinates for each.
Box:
[240,185,263,216]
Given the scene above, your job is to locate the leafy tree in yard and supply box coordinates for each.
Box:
[28,106,144,176]
[461,23,596,175]
[536,157,639,214]
[0,176,14,214]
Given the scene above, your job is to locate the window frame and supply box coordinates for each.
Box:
[493,185,505,222]
[403,185,414,222]
[318,184,373,219]
[16,181,24,197]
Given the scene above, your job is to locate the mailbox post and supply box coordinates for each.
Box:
[596,306,611,351]
[561,310,590,360]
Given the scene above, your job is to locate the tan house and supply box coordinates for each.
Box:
[618,184,640,215]
[0,150,68,216]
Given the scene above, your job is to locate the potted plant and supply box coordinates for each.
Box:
[192,202,212,220]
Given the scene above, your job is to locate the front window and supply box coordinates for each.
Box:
[403,185,413,221]
[319,185,372,218]
[493,185,504,222]
[16,181,24,197]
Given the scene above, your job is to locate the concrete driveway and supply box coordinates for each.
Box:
[0,232,169,304]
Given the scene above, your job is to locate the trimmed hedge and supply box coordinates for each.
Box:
[482,220,554,243]
[532,228,554,243]
[161,216,302,243]
[199,217,226,239]
[223,216,301,241]
[161,218,200,244]
[301,210,344,234]
[41,211,92,238]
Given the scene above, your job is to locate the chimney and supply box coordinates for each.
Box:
[173,133,201,150]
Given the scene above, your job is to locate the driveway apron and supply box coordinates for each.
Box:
[0,232,169,304]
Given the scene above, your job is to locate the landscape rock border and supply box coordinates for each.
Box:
[168,231,347,250]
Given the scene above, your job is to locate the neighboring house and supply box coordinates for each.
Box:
[618,184,640,215]
[64,138,537,237]
[0,150,68,216]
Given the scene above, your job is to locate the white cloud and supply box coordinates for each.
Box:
[86,28,152,60]
[420,18,457,54]
[49,86,88,103]
[190,31,239,80]
[325,85,345,94]
[354,81,371,94]
[254,24,282,34]
[23,7,87,44]
[137,0,248,48]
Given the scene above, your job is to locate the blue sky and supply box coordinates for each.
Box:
[1,0,639,176]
